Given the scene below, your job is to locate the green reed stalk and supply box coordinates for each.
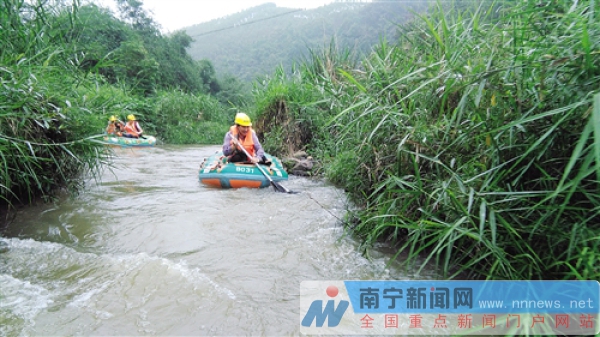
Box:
[284,0,600,280]
[0,0,110,213]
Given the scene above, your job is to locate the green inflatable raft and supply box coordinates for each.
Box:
[199,151,288,189]
[103,135,157,147]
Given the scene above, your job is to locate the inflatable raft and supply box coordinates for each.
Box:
[103,135,157,147]
[199,151,288,189]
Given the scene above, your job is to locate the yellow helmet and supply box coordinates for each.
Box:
[234,112,252,126]
[127,114,136,121]
[109,115,117,122]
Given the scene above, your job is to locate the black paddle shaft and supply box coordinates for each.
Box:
[228,133,297,194]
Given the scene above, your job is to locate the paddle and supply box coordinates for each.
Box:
[228,133,297,194]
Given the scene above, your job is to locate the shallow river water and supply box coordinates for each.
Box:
[0,145,434,336]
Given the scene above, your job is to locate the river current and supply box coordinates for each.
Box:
[0,145,433,336]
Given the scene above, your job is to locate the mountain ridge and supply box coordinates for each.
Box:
[184,1,431,82]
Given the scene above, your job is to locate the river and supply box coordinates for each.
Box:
[0,145,434,336]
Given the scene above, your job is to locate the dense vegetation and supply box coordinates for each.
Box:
[2,0,598,282]
[185,1,432,83]
[252,0,600,280]
[0,0,242,216]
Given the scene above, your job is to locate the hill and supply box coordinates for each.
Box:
[184,1,432,83]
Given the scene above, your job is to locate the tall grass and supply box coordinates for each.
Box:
[146,90,230,144]
[0,0,112,216]
[254,0,599,280]
[252,44,359,161]
[331,0,600,280]
[0,64,109,204]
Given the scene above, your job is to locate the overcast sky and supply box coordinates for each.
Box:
[95,0,342,32]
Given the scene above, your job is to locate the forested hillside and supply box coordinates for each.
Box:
[185,1,432,82]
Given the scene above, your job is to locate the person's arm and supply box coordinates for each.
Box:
[223,132,235,155]
[135,122,143,134]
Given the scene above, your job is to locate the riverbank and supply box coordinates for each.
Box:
[250,0,600,281]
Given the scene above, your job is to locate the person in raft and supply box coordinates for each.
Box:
[106,115,125,136]
[223,112,269,164]
[122,114,144,138]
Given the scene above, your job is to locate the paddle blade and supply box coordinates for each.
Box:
[271,181,298,194]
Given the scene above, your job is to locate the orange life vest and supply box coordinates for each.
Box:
[229,125,255,157]
[125,121,142,137]
[106,122,122,136]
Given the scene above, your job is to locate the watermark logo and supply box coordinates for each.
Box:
[301,285,349,327]
[300,280,600,335]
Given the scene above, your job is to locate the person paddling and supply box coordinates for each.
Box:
[122,114,144,138]
[106,115,125,136]
[223,112,269,164]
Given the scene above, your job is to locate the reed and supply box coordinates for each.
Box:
[342,0,599,280]
[259,0,600,280]
[252,43,360,160]
[146,90,230,144]
[0,0,110,213]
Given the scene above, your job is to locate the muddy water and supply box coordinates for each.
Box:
[0,145,434,336]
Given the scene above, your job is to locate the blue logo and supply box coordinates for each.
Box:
[301,281,600,335]
[301,285,349,327]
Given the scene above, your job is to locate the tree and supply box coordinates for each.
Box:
[115,0,157,33]
[56,4,131,80]
[197,59,221,95]
[113,39,158,95]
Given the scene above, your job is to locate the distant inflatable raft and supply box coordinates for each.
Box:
[103,135,157,147]
[199,151,289,189]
